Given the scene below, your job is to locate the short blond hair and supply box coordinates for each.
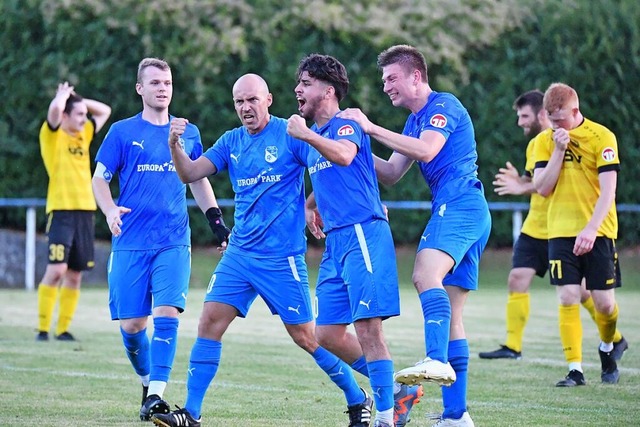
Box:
[137,58,170,83]
[543,83,579,113]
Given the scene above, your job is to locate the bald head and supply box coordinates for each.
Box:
[233,73,270,98]
[232,73,273,134]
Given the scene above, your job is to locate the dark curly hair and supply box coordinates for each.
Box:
[296,54,349,102]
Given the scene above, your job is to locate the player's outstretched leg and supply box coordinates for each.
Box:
[397,289,456,386]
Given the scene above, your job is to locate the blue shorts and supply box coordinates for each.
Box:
[205,252,312,325]
[418,195,491,290]
[315,219,400,325]
[108,246,191,320]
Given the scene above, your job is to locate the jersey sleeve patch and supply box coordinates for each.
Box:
[337,124,355,136]
[429,114,447,128]
[601,147,617,162]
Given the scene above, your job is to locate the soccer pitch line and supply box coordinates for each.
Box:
[0,364,299,393]
[522,357,640,374]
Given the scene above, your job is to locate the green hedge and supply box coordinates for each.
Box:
[455,0,640,246]
[1,0,637,247]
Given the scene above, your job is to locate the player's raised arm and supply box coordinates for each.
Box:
[168,117,217,183]
[46,82,74,128]
[84,98,112,133]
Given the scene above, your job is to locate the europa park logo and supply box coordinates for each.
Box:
[337,125,355,136]
[429,114,447,128]
[601,147,616,162]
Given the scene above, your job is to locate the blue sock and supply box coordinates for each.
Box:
[350,355,369,377]
[442,339,469,420]
[150,317,179,382]
[312,347,365,406]
[419,288,451,362]
[185,338,222,420]
[121,327,150,376]
[367,359,394,412]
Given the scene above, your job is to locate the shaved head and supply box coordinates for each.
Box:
[233,73,270,98]
[232,73,273,134]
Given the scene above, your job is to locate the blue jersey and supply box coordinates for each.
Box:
[95,113,201,250]
[402,91,483,203]
[305,115,386,233]
[204,116,307,258]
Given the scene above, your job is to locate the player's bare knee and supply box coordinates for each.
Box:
[42,263,68,285]
[557,285,581,305]
[288,327,317,351]
[120,317,147,334]
[508,268,534,293]
[593,298,616,315]
[412,275,442,293]
[315,329,331,349]
[353,320,383,346]
[197,312,231,340]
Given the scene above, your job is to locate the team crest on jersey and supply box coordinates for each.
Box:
[430,114,447,128]
[602,147,616,162]
[265,146,278,163]
[337,124,355,136]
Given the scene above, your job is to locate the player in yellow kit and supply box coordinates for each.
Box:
[36,81,111,341]
[533,82,625,386]
[479,90,626,361]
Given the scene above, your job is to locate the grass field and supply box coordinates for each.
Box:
[1,247,639,426]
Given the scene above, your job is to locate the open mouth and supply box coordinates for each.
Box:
[297,98,306,111]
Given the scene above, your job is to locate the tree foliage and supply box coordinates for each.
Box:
[455,0,640,246]
[2,0,637,246]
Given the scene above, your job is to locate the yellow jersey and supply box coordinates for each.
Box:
[520,137,549,239]
[533,118,620,239]
[39,120,97,213]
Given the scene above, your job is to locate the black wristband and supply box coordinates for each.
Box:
[205,207,223,221]
[205,207,230,245]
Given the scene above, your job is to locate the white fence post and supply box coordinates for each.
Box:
[25,206,36,291]
[512,210,523,244]
[1,198,638,291]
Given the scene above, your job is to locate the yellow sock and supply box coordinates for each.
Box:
[581,296,597,322]
[505,292,529,352]
[612,329,623,344]
[559,304,582,363]
[595,303,619,344]
[55,287,80,336]
[584,297,622,342]
[37,284,58,332]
